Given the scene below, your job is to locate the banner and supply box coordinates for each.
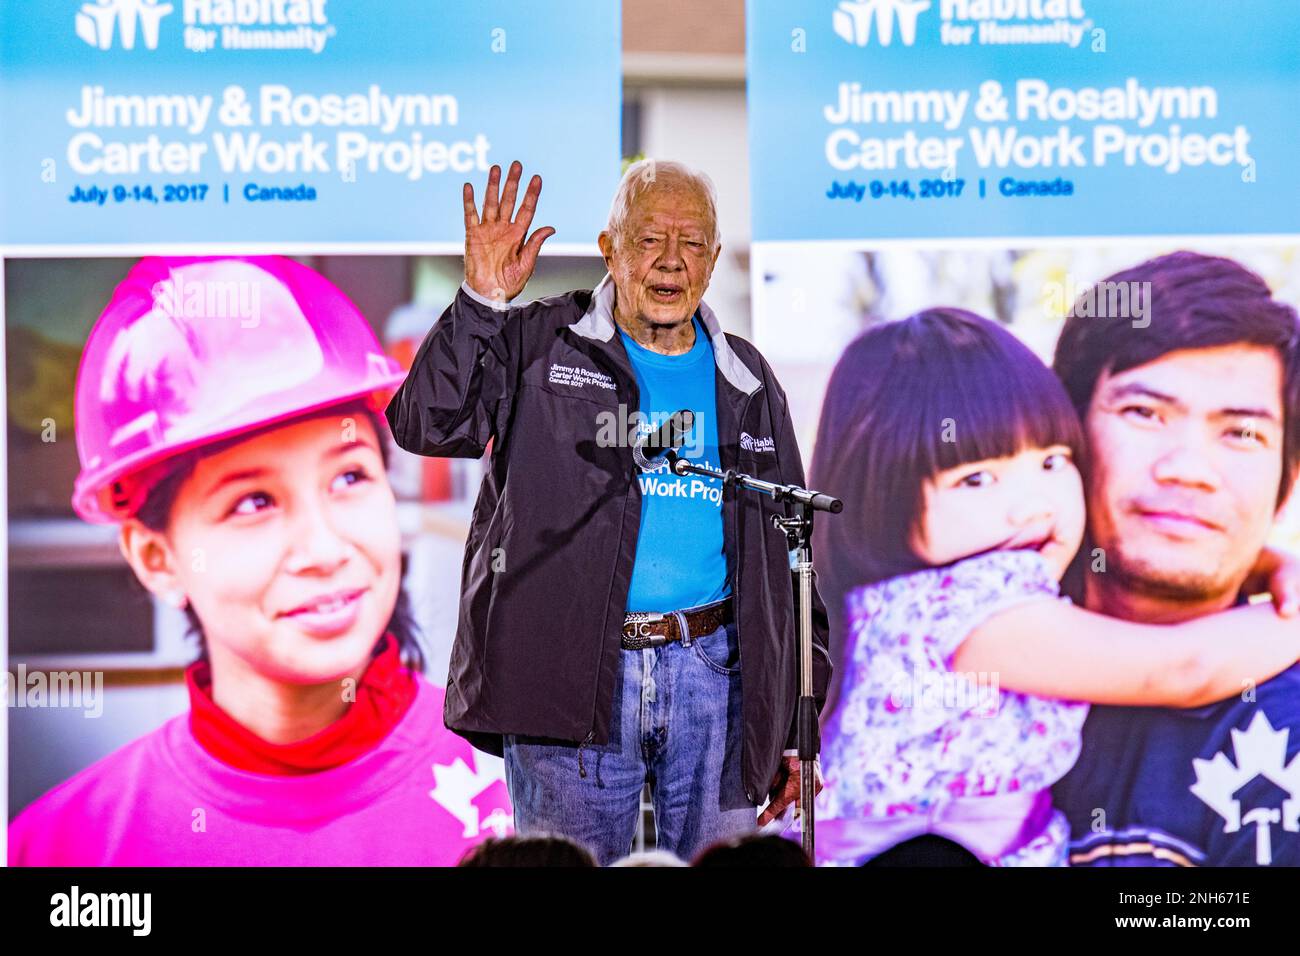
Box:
[0,0,621,249]
[746,0,1300,871]
[747,0,1300,241]
[2,0,621,865]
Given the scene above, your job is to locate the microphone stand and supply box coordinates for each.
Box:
[663,449,842,861]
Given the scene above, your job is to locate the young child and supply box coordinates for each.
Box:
[809,308,1300,866]
[9,256,512,865]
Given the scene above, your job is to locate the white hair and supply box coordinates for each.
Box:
[605,158,721,251]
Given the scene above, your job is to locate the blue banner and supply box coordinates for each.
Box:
[0,0,621,247]
[746,0,1300,241]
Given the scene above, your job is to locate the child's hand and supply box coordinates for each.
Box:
[1248,545,1300,617]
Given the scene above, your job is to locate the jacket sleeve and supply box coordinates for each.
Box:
[772,377,834,754]
[385,282,524,459]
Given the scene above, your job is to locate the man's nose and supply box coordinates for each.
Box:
[1151,443,1222,492]
[656,236,685,269]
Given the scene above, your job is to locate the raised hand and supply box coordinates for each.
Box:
[463,161,556,304]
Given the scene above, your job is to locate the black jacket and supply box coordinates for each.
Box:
[385,273,832,801]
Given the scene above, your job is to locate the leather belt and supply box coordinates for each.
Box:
[622,598,734,650]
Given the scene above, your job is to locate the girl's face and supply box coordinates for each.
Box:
[127,411,402,685]
[911,444,1086,580]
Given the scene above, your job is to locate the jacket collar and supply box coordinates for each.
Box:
[568,272,762,396]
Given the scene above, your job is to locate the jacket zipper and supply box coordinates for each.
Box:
[582,340,639,762]
[577,730,596,778]
[733,388,757,802]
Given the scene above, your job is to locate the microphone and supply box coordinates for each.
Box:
[632,409,695,471]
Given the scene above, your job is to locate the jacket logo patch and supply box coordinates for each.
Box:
[1189,711,1300,865]
[740,431,776,453]
[548,362,616,391]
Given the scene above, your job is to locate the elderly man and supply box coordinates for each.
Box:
[1051,251,1300,866]
[387,159,830,864]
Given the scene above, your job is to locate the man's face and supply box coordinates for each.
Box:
[1083,344,1286,604]
[598,184,721,329]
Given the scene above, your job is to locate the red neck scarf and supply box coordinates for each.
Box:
[185,633,417,775]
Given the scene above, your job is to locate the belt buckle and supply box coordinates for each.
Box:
[623,611,666,648]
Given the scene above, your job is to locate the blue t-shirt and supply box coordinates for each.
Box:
[1053,663,1300,867]
[618,315,730,612]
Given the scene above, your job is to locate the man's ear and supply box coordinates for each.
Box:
[597,230,614,269]
[118,520,182,605]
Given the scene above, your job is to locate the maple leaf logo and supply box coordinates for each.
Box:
[429,753,509,839]
[1189,711,1300,865]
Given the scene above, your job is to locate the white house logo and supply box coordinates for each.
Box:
[832,0,930,47]
[833,0,1092,49]
[76,0,173,50]
[1189,711,1300,866]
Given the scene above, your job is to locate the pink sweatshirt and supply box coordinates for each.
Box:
[8,676,513,866]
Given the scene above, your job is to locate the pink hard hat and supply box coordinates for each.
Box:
[71,256,408,524]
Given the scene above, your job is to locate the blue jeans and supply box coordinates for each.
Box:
[503,616,755,866]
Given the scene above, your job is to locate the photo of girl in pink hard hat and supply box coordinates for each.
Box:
[8,256,511,865]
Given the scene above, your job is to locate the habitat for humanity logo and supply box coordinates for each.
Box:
[76,0,335,54]
[76,0,173,50]
[833,0,1093,49]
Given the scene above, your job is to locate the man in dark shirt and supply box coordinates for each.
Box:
[1050,251,1300,866]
